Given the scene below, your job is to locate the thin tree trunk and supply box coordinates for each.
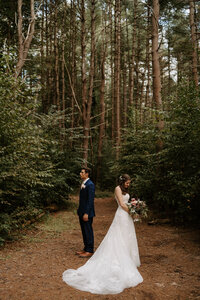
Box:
[168,39,171,93]
[49,0,55,106]
[70,0,76,144]
[140,72,145,124]
[123,54,128,128]
[81,0,87,154]
[54,2,61,130]
[125,7,130,128]
[97,25,106,181]
[61,8,66,132]
[109,1,115,142]
[167,7,171,99]
[114,0,121,159]
[82,0,96,163]
[45,0,50,110]
[152,0,164,149]
[189,0,199,87]
[41,0,46,112]
[194,2,200,70]
[15,0,35,78]
[177,53,182,84]
[135,32,140,128]
[145,0,151,116]
[129,0,137,107]
[152,0,162,111]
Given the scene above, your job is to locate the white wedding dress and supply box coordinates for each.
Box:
[62,193,143,294]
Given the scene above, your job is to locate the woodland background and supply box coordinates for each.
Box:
[0,0,199,245]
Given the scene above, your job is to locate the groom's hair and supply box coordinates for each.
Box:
[81,167,91,176]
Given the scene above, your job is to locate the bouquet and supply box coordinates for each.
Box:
[127,198,148,222]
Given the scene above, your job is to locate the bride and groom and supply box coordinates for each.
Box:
[62,168,143,294]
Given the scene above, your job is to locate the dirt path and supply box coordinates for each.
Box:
[0,196,200,300]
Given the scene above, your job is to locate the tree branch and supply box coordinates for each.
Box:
[64,60,83,117]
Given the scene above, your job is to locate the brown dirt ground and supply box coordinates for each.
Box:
[0,196,200,300]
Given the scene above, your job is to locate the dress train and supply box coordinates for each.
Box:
[62,193,143,294]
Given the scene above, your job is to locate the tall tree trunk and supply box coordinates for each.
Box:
[54,2,61,128]
[177,53,182,84]
[135,31,141,127]
[49,0,55,106]
[61,5,66,132]
[152,0,164,149]
[195,2,200,70]
[114,0,121,159]
[140,71,145,124]
[189,0,199,87]
[15,0,35,78]
[109,1,115,142]
[97,25,106,181]
[129,0,137,107]
[167,7,171,100]
[167,38,171,91]
[145,0,151,116]
[81,0,87,160]
[70,0,77,145]
[123,54,128,128]
[125,7,130,128]
[41,0,46,112]
[45,0,50,110]
[82,0,96,163]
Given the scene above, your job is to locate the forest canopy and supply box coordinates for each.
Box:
[0,0,199,244]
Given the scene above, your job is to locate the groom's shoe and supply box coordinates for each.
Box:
[75,250,85,255]
[79,252,93,258]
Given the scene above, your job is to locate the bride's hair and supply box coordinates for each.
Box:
[118,174,131,194]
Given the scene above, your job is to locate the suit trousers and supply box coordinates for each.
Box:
[79,216,94,253]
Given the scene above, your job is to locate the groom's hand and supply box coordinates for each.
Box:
[83,213,89,222]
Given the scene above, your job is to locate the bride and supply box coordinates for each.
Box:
[62,174,143,294]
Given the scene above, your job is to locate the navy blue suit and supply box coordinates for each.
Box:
[77,179,95,253]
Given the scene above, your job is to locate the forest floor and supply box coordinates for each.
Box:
[0,195,200,300]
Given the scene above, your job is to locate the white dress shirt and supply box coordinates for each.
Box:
[81,178,89,189]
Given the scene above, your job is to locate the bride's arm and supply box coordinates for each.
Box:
[115,186,129,213]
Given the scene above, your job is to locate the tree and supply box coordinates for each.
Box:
[189,0,199,87]
[82,0,96,163]
[114,0,121,159]
[15,0,35,78]
[152,0,164,148]
[96,10,107,180]
[129,0,137,108]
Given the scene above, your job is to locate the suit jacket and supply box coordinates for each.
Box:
[77,179,95,218]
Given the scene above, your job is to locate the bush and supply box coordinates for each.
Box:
[116,83,200,223]
[0,64,82,245]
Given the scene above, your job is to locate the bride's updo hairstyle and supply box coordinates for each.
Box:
[118,174,131,195]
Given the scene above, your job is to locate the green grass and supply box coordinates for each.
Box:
[21,235,45,243]
[0,200,79,252]
[63,200,78,211]
[0,255,11,261]
[95,190,113,198]
[38,211,78,236]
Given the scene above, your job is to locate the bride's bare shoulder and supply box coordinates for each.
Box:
[114,186,121,193]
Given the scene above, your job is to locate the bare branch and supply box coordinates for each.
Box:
[64,60,82,117]
[15,0,36,78]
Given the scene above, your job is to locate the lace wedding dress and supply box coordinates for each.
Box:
[62,193,143,294]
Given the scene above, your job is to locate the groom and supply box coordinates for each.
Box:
[76,167,95,258]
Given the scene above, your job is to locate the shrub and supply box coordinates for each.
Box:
[0,63,81,245]
[116,83,200,223]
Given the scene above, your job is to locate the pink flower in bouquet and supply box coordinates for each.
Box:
[131,198,137,206]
